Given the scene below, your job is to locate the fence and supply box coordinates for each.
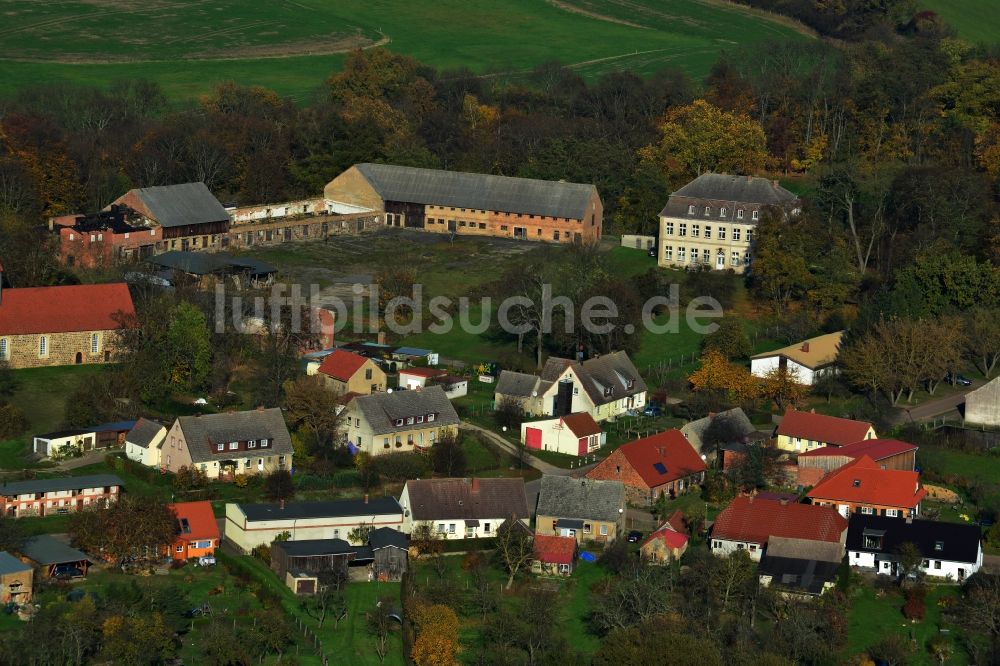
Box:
[641,323,789,384]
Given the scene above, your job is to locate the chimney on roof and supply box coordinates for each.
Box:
[471,478,480,493]
[801,342,810,353]
[377,331,386,345]
[364,493,369,505]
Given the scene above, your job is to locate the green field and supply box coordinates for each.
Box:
[0,0,809,101]
[920,0,1000,44]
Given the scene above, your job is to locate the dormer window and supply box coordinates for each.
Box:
[626,379,635,390]
[737,209,744,219]
[248,440,256,448]
[603,387,613,397]
[260,439,269,448]
[406,417,415,425]
[394,419,404,427]
[934,541,944,551]
[428,413,436,422]
[687,204,695,215]
[229,442,238,450]
[852,479,861,487]
[752,210,759,221]
[862,529,885,550]
[417,415,424,424]
[703,206,711,216]
[720,207,727,217]
[216,443,224,452]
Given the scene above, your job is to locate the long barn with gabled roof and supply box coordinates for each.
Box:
[323,163,603,243]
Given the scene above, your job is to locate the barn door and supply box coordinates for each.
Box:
[525,428,542,450]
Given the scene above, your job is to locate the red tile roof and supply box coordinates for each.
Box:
[776,409,873,446]
[533,534,576,565]
[666,509,686,533]
[317,349,369,382]
[615,429,708,488]
[806,456,926,509]
[399,367,446,378]
[641,522,689,550]
[169,501,220,543]
[560,412,602,438]
[0,283,135,335]
[712,496,848,546]
[797,438,917,461]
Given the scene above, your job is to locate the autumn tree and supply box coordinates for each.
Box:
[99,613,175,666]
[965,308,1000,378]
[411,602,460,666]
[494,517,533,589]
[69,495,178,566]
[758,367,808,410]
[282,374,342,459]
[639,99,768,184]
[593,615,723,666]
[701,316,752,360]
[688,349,759,403]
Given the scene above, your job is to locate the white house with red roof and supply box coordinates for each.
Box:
[640,511,689,564]
[806,455,926,519]
[711,496,848,561]
[520,412,604,457]
[0,272,135,369]
[775,408,875,453]
[586,429,708,506]
[316,349,386,396]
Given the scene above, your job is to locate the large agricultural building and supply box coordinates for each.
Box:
[324,163,603,243]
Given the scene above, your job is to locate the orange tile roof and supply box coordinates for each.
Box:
[169,501,220,543]
[533,534,576,565]
[712,496,848,546]
[317,349,369,382]
[560,412,602,438]
[613,429,708,487]
[0,283,135,335]
[777,409,873,446]
[806,456,926,509]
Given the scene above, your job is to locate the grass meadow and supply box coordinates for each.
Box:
[0,0,809,101]
[919,0,1000,45]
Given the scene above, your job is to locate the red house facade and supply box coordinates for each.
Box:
[168,501,220,561]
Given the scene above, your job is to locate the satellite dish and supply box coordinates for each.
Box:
[531,390,538,397]
[387,388,393,393]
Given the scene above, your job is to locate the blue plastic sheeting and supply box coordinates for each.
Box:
[579,552,597,562]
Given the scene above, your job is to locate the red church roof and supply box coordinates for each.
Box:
[0,283,135,335]
[317,349,369,382]
[169,501,220,543]
[533,534,576,565]
[806,456,926,509]
[712,496,848,546]
[610,429,708,488]
[797,438,917,462]
[776,409,873,446]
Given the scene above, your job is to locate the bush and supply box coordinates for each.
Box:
[903,587,926,621]
[332,469,362,488]
[0,403,28,439]
[371,451,430,481]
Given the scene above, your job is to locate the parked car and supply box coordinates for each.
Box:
[945,373,973,386]
[647,246,657,258]
[196,556,217,567]
[627,530,643,543]
[52,565,84,580]
[642,404,663,417]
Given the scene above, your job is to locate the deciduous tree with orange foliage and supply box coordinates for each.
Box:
[687,349,759,403]
[411,602,460,666]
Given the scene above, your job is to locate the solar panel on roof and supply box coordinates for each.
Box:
[653,462,667,474]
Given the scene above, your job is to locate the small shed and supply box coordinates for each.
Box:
[21,535,91,578]
[271,539,356,583]
[0,551,32,603]
[369,527,409,581]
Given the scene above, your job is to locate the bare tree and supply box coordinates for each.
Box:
[494,517,533,589]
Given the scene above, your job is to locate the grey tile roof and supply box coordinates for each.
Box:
[131,182,229,228]
[681,408,756,455]
[659,173,798,218]
[125,418,166,450]
[176,408,292,464]
[535,475,625,524]
[540,357,573,382]
[0,474,124,497]
[404,478,528,522]
[22,535,91,566]
[369,527,409,551]
[495,370,543,398]
[0,551,30,575]
[352,386,460,436]
[237,496,403,522]
[569,352,647,407]
[355,163,598,220]
[273,538,353,557]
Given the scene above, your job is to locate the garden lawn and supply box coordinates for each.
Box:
[561,560,610,655]
[847,584,963,664]
[919,0,1000,44]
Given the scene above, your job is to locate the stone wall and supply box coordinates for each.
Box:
[3,329,117,369]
